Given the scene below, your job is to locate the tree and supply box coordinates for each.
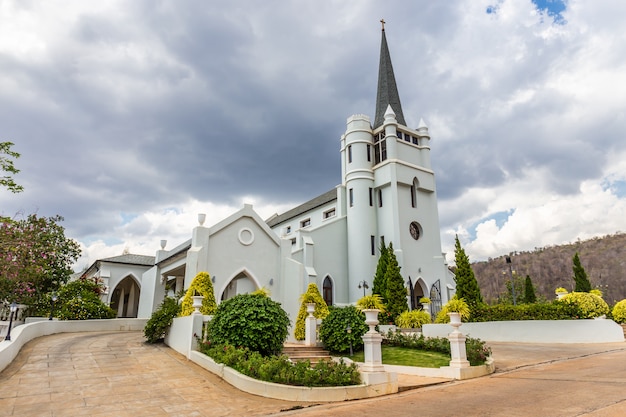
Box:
[572,252,591,292]
[384,243,408,322]
[0,142,23,193]
[523,275,537,303]
[499,272,524,305]
[0,214,80,305]
[453,235,483,306]
[372,241,389,303]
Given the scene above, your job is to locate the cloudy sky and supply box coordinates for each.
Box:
[2,0,625,270]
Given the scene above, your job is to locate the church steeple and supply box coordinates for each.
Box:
[374,21,406,128]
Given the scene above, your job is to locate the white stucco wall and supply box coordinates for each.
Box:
[423,319,625,343]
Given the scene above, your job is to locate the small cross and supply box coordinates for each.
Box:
[380,19,385,31]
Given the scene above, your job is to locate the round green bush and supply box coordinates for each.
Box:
[207,293,290,356]
[559,292,609,319]
[319,306,368,354]
[612,299,626,324]
[180,271,217,316]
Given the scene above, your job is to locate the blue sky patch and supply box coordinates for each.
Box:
[467,210,514,241]
[531,0,567,24]
[602,179,626,198]
[487,1,566,24]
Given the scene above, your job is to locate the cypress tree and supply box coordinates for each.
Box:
[572,252,592,292]
[384,243,409,322]
[523,275,537,303]
[453,235,483,306]
[372,241,389,303]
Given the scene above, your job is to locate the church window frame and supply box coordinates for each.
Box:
[300,218,311,228]
[323,208,336,219]
[348,145,353,163]
[349,188,354,207]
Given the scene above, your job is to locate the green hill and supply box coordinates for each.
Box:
[470,233,626,305]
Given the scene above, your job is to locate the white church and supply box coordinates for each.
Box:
[83,27,456,328]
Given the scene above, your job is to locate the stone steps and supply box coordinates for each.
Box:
[282,345,332,365]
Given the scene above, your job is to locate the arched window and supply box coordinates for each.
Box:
[323,276,333,306]
[411,178,419,208]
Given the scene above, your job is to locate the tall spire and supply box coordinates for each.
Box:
[374,21,406,128]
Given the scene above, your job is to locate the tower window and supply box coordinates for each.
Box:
[378,189,383,207]
[300,218,311,228]
[411,185,416,208]
[367,144,371,162]
[349,188,354,207]
[371,235,375,255]
[348,145,352,163]
[396,131,402,139]
[369,188,373,206]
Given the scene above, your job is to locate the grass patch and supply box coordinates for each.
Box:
[348,346,450,368]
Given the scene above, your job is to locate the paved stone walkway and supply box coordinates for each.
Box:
[0,331,311,416]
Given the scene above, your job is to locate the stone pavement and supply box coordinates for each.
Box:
[0,331,624,416]
[0,331,309,416]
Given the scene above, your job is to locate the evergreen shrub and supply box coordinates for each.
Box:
[207,293,289,356]
[319,306,367,354]
[395,310,431,328]
[469,301,583,322]
[144,296,181,343]
[559,292,609,318]
[612,299,626,324]
[179,271,217,316]
[294,283,329,341]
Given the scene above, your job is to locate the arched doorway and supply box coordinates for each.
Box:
[411,279,426,310]
[221,271,257,301]
[110,276,140,318]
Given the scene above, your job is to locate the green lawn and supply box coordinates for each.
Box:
[348,346,450,368]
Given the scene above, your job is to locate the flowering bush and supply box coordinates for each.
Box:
[612,299,626,324]
[559,292,609,319]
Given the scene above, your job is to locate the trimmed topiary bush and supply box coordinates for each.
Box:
[56,279,116,320]
[396,310,431,328]
[469,301,583,322]
[319,306,368,354]
[180,271,217,316]
[559,291,609,319]
[434,297,470,323]
[294,283,329,341]
[144,296,181,343]
[611,299,626,324]
[207,293,289,356]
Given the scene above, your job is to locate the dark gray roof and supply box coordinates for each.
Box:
[100,254,155,266]
[266,189,337,227]
[374,29,406,128]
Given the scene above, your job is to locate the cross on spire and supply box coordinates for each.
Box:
[380,19,385,31]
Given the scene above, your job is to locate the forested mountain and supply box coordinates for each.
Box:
[470,233,626,304]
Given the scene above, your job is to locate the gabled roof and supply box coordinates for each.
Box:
[100,254,155,266]
[374,28,406,128]
[266,189,337,228]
